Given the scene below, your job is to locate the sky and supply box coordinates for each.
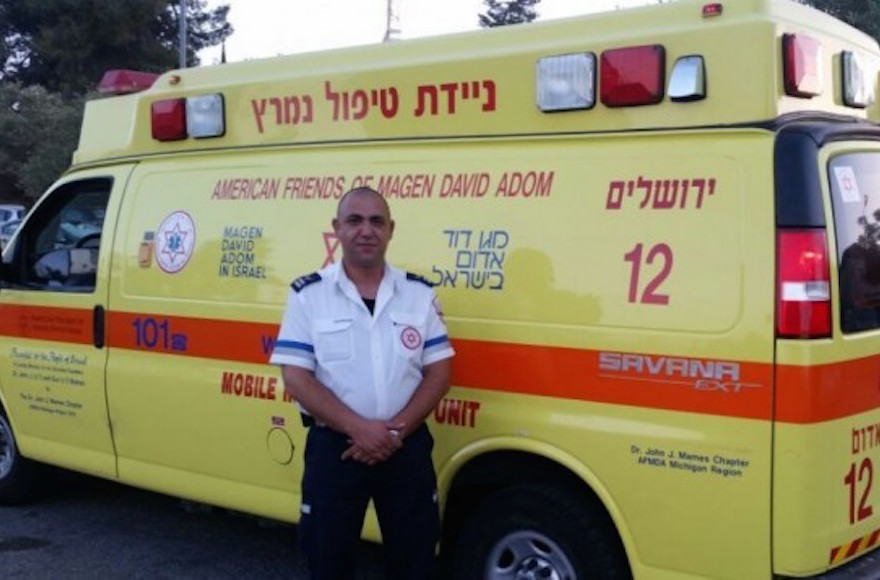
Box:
[199,0,656,64]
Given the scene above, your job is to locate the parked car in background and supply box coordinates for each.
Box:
[0,218,22,249]
[0,204,25,227]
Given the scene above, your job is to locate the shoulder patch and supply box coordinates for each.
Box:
[406,272,434,287]
[291,272,322,293]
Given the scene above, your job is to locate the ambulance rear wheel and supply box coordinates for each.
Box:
[0,411,38,505]
[453,485,630,580]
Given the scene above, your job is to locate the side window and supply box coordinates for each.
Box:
[6,178,111,293]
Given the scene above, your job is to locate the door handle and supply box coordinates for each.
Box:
[93,305,105,349]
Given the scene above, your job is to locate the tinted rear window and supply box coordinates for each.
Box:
[829,152,880,333]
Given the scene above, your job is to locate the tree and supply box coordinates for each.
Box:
[0,83,84,202]
[1,0,232,95]
[479,0,540,28]
[799,0,880,45]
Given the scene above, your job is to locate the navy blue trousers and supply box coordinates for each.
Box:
[299,423,440,580]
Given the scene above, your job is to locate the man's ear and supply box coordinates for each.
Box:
[389,219,395,239]
[331,217,340,234]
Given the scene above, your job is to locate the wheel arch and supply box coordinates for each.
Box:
[437,437,636,568]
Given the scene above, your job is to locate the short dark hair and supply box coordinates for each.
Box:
[336,186,391,218]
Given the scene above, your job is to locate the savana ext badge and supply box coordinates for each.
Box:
[156,211,196,273]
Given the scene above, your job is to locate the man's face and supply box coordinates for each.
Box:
[332,192,394,270]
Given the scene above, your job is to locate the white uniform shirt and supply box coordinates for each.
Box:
[269,262,454,421]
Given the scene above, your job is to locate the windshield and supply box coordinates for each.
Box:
[829,151,880,332]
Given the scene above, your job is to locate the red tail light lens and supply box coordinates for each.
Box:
[151,99,187,141]
[600,45,665,107]
[777,229,832,338]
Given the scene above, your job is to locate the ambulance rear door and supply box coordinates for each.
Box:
[773,123,880,575]
[0,165,134,479]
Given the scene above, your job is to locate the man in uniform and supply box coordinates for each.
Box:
[270,186,454,579]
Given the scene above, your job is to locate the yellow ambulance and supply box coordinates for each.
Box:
[2,0,880,577]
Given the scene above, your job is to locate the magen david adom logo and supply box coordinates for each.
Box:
[156,211,196,273]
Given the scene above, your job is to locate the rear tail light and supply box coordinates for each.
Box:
[600,45,665,107]
[777,229,832,338]
[783,33,823,98]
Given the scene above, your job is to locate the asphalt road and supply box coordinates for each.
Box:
[0,468,385,579]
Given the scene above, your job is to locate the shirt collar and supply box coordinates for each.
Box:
[327,261,403,308]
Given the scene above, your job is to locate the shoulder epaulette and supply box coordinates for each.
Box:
[291,272,322,293]
[406,272,434,287]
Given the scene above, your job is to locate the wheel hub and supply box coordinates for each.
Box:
[515,555,557,580]
[486,530,576,580]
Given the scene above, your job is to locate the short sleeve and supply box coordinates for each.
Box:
[269,288,316,370]
[421,291,454,366]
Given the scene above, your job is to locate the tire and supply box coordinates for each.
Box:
[453,485,631,580]
[0,410,39,505]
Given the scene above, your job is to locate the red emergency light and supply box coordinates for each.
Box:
[783,34,823,98]
[151,99,187,141]
[600,45,665,107]
[98,70,158,96]
[702,3,723,18]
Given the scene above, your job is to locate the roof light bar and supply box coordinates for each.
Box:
[98,70,159,96]
[536,53,596,112]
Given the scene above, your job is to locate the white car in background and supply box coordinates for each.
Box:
[0,218,22,249]
[0,204,25,226]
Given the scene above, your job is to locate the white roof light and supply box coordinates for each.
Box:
[186,94,225,138]
[669,55,706,102]
[842,51,875,108]
[536,53,596,112]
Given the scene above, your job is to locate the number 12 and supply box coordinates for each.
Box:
[623,243,673,305]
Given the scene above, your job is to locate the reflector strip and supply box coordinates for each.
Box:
[829,527,880,565]
[6,303,880,424]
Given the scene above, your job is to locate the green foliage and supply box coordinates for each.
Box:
[479,0,540,28]
[1,0,231,95]
[799,0,880,45]
[0,1,231,201]
[0,83,84,202]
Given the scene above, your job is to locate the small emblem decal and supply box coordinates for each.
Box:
[156,211,196,274]
[400,326,422,350]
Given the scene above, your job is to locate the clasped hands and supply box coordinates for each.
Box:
[342,419,405,465]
